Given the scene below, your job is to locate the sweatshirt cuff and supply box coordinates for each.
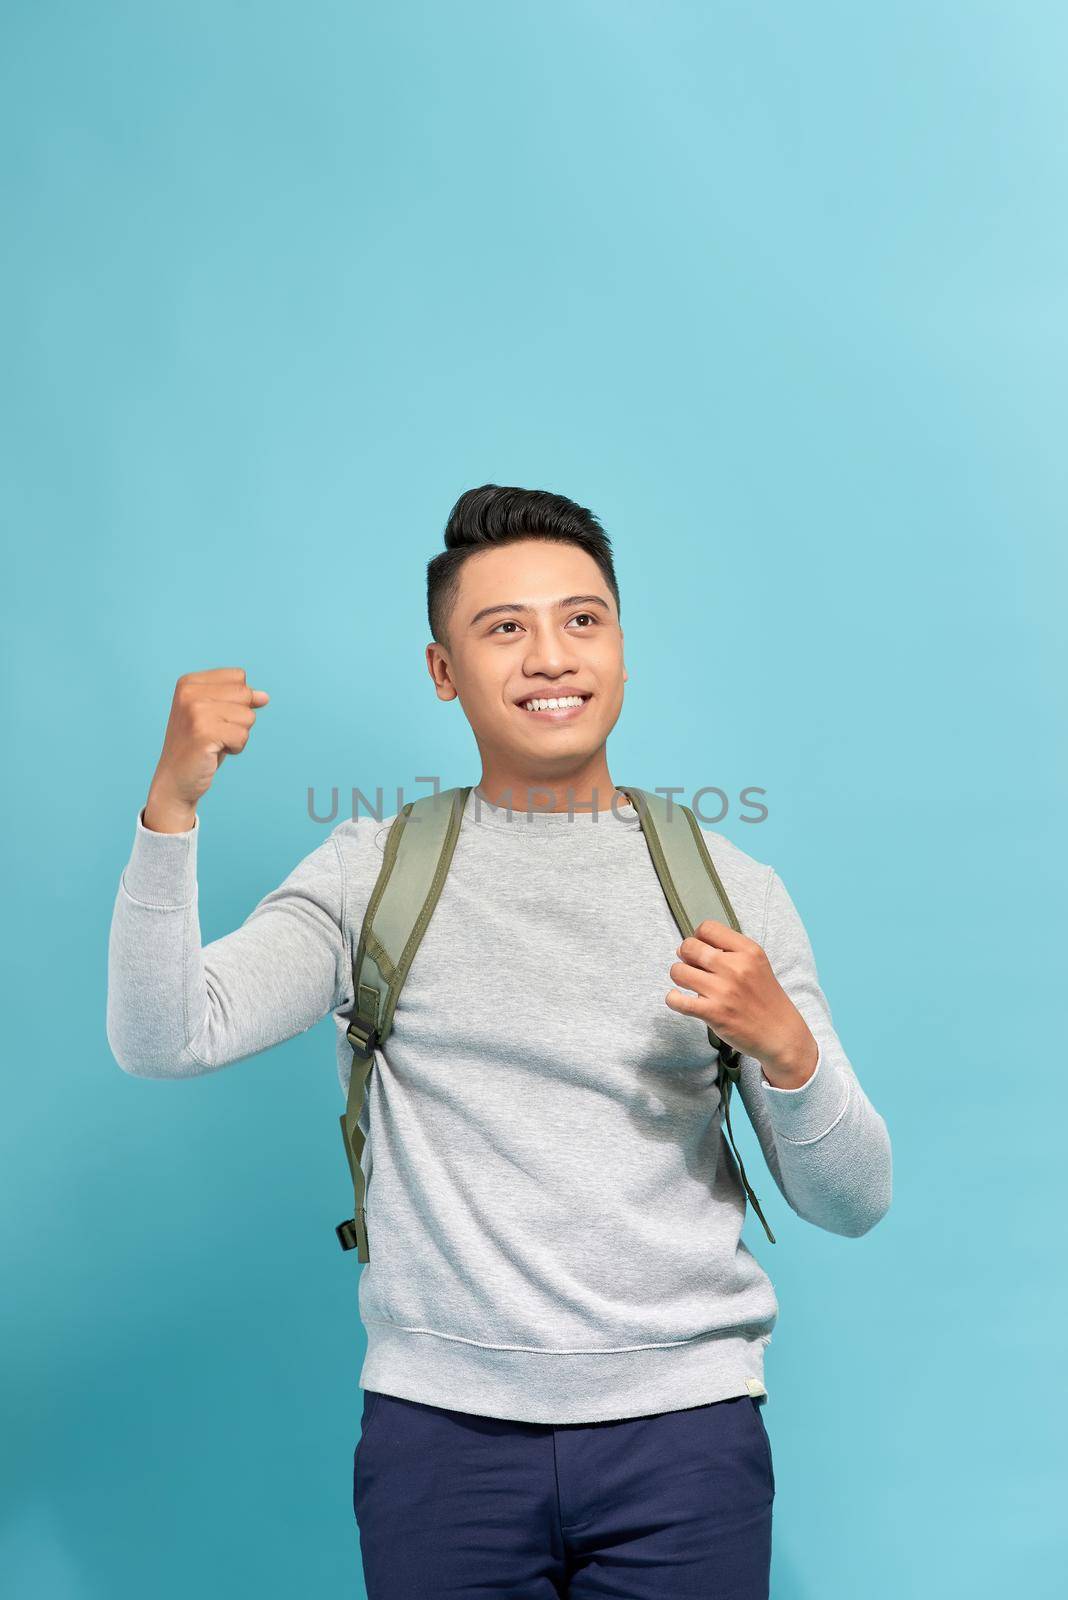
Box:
[760,1040,850,1142]
[120,806,199,907]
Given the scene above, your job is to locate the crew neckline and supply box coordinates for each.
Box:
[466,785,643,833]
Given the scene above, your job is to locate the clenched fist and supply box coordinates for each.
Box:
[143,668,270,833]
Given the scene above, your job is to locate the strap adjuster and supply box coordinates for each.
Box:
[717,1044,742,1083]
[336,1217,360,1251]
[346,1017,379,1058]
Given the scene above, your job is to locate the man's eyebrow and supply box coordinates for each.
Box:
[467,594,611,629]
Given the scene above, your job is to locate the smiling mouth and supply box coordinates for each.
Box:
[516,693,592,717]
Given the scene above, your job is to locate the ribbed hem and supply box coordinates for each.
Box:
[121,807,199,907]
[761,1040,851,1142]
[358,1318,771,1425]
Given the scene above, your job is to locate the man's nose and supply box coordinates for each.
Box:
[521,623,581,675]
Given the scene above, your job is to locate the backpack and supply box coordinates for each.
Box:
[335,785,777,1261]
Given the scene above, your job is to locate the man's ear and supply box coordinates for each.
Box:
[426,641,458,703]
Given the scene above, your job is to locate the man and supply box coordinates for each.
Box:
[107,482,892,1599]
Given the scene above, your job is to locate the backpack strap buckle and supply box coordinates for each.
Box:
[336,1214,368,1254]
[346,1016,379,1059]
[716,1042,742,1083]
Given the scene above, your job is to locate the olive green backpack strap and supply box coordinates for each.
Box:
[335,785,472,1260]
[617,786,777,1246]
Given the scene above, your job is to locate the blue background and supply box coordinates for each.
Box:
[3,2,1064,1595]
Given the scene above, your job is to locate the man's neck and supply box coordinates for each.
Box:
[473,777,632,815]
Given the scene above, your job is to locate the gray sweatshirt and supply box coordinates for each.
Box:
[106,785,892,1425]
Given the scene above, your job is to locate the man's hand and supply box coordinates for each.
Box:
[666,919,818,1089]
[142,667,270,833]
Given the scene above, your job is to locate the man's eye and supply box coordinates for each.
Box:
[490,613,597,635]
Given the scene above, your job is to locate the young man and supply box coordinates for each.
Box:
[107,483,892,1599]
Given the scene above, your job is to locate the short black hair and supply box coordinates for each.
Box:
[427,483,621,647]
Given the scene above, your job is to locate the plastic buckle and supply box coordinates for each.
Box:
[346,1018,379,1059]
[336,1218,360,1251]
[718,1044,742,1082]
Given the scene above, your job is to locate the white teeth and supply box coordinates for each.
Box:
[521,695,586,712]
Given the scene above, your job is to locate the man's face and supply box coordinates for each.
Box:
[426,538,627,775]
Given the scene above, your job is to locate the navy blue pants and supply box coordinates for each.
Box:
[353,1389,775,1598]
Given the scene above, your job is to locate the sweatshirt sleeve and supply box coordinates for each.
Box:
[106,807,349,1077]
[733,866,893,1238]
